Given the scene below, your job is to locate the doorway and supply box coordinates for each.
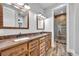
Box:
[54,6,67,56]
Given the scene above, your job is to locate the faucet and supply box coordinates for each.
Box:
[17,32,22,38]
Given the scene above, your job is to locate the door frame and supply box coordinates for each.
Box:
[52,4,69,52]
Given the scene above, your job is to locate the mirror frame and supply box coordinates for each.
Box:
[37,15,45,30]
[3,13,29,29]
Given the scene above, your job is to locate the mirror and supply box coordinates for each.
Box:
[37,15,45,30]
[3,4,29,29]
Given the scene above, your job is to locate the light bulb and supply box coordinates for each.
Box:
[38,14,42,16]
[24,5,31,9]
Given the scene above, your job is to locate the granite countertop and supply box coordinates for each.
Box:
[0,33,48,51]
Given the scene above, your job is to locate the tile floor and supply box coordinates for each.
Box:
[46,39,72,56]
[46,44,67,56]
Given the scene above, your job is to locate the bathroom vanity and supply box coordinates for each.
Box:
[0,32,51,56]
[0,4,52,56]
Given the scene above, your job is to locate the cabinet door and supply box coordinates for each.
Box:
[45,35,51,51]
[29,40,38,50]
[39,42,46,56]
[40,48,46,56]
[1,48,18,56]
[39,37,46,44]
[3,6,16,27]
[1,43,27,56]
[15,43,27,56]
[39,36,46,56]
[28,40,39,56]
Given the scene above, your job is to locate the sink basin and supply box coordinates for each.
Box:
[14,37,30,42]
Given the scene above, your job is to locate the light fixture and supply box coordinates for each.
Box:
[60,11,64,14]
[7,3,31,12]
[14,5,20,9]
[24,5,31,9]
[17,3,24,6]
[38,14,46,19]
[38,14,42,16]
[21,8,27,12]
[7,3,12,5]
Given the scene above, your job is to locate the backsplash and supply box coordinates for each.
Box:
[0,32,51,40]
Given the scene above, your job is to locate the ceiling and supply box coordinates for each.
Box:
[39,3,63,10]
[5,3,66,18]
[28,3,65,18]
[54,6,66,15]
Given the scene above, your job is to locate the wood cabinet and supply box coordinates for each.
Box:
[28,34,51,56]
[28,39,39,56]
[0,33,51,56]
[45,34,51,52]
[39,37,46,56]
[1,43,28,56]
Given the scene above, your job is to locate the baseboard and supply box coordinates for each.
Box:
[67,48,79,56]
[73,52,79,56]
[73,51,79,56]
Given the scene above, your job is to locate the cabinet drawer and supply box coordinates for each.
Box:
[39,37,46,44]
[39,42,46,56]
[40,42,45,50]
[18,44,27,52]
[29,40,38,49]
[46,35,51,40]
[40,48,46,56]
[45,41,51,51]
[45,44,49,51]
[1,43,27,56]
[29,46,38,52]
[29,49,38,56]
[18,51,28,56]
[40,52,45,56]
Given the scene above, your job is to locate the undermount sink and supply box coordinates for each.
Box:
[14,37,30,42]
